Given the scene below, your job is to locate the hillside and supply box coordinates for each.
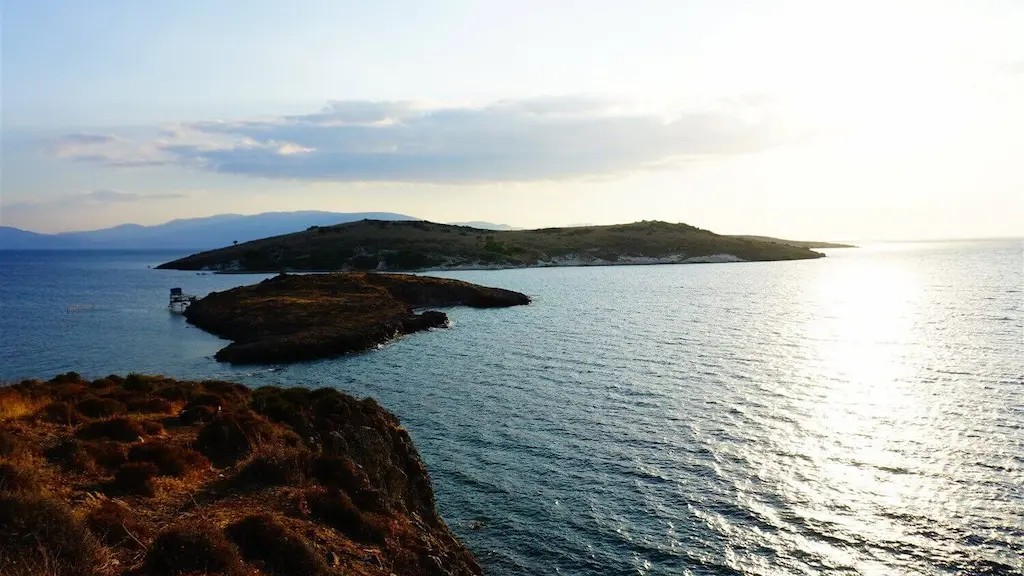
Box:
[158,220,825,272]
[0,373,480,575]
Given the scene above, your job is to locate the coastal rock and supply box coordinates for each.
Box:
[183,272,529,364]
[0,373,482,576]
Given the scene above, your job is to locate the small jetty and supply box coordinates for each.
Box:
[168,287,198,313]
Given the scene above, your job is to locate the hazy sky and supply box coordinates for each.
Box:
[3,0,1023,240]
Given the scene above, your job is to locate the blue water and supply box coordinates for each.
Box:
[1,242,1022,575]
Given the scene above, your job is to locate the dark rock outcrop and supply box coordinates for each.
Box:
[184,272,530,364]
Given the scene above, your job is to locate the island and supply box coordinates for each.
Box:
[183,272,531,365]
[0,372,480,576]
[157,219,827,273]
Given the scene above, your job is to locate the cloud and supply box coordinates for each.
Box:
[53,97,808,183]
[3,189,187,212]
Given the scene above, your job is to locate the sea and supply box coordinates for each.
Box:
[1,240,1022,576]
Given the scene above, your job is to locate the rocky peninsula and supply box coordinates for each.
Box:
[183,272,530,365]
[0,373,480,576]
[157,219,826,273]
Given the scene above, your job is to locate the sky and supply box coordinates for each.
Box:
[2,0,1023,240]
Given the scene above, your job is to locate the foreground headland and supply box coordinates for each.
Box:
[182,272,530,364]
[157,219,829,273]
[0,373,481,576]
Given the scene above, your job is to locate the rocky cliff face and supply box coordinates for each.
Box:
[0,373,481,576]
[183,272,530,364]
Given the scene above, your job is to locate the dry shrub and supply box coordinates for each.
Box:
[0,462,40,493]
[233,446,311,489]
[199,380,251,403]
[77,416,147,442]
[141,420,165,436]
[75,396,126,418]
[0,390,47,422]
[52,372,84,385]
[126,396,175,415]
[87,378,114,390]
[143,520,245,576]
[225,514,328,576]
[313,455,384,511]
[108,462,158,497]
[185,392,227,410]
[38,401,88,425]
[178,404,217,425]
[46,439,127,473]
[153,382,196,402]
[86,501,150,548]
[122,373,159,393]
[196,411,275,467]
[306,487,388,544]
[129,442,209,477]
[0,430,27,459]
[0,493,105,576]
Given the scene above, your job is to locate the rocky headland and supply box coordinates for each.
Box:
[183,272,530,365]
[0,373,480,576]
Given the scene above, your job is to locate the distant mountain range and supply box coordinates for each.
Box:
[0,211,422,250]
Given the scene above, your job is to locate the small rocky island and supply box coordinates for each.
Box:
[0,373,480,575]
[184,272,530,364]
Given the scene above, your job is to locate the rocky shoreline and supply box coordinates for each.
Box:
[183,272,530,364]
[0,373,481,575]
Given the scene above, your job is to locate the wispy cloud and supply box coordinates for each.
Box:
[3,189,187,211]
[51,97,808,183]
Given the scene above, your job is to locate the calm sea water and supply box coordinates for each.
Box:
[1,241,1022,575]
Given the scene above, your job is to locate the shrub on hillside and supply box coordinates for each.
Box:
[46,439,127,473]
[0,462,40,493]
[143,520,245,576]
[0,430,27,459]
[75,396,126,418]
[313,455,383,511]
[225,515,328,576]
[233,446,311,489]
[108,462,158,497]
[38,401,88,426]
[76,417,147,442]
[126,396,175,415]
[0,493,105,576]
[178,404,218,425]
[86,501,150,548]
[306,487,387,544]
[195,411,275,467]
[129,442,208,477]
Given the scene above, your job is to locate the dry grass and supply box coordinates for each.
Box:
[0,389,48,421]
[0,373,482,576]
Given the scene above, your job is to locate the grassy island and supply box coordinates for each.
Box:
[157,220,825,273]
[0,373,481,576]
[183,272,530,365]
